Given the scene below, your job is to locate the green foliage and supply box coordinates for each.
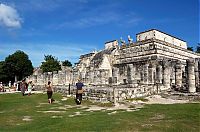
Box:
[187,46,193,51]
[2,50,33,82]
[40,55,61,73]
[62,60,72,67]
[44,55,55,61]
[0,61,8,83]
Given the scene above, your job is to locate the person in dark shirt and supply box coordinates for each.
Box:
[21,79,26,96]
[46,81,54,104]
[75,79,84,105]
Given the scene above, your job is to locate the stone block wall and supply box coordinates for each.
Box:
[27,67,73,86]
[33,84,166,103]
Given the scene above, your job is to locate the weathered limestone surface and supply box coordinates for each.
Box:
[28,66,72,86]
[156,64,163,84]
[163,60,171,90]
[195,59,199,90]
[175,61,182,87]
[28,29,200,101]
[143,63,149,85]
[187,59,196,93]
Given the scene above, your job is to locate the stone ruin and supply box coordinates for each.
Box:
[28,66,73,86]
[28,29,200,102]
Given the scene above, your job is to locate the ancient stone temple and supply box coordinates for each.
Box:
[74,29,200,94]
[29,29,200,98]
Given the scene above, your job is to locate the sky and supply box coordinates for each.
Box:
[0,0,199,67]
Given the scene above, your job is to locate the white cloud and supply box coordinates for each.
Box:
[0,3,22,28]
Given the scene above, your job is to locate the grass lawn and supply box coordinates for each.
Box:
[0,92,199,132]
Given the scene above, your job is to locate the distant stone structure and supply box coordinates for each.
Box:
[28,29,200,99]
[27,66,73,86]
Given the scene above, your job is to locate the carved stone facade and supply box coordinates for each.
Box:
[29,29,200,97]
[74,29,200,94]
[73,40,119,86]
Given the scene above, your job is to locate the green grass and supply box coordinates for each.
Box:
[0,93,199,132]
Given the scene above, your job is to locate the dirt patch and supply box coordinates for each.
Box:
[50,106,68,110]
[85,105,106,111]
[0,111,5,113]
[108,111,117,115]
[84,103,142,112]
[36,102,49,107]
[150,114,165,120]
[51,116,63,118]
[141,124,153,127]
[37,110,65,113]
[61,97,68,101]
[39,103,49,105]
[145,95,189,104]
[68,111,86,117]
[22,116,33,121]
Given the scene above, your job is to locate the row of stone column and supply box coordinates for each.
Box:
[113,58,199,93]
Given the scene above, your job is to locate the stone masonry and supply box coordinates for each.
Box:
[28,29,200,101]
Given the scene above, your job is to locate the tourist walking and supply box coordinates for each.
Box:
[46,81,54,104]
[21,79,26,96]
[75,79,84,105]
[0,82,4,92]
[27,81,33,96]
[8,81,11,91]
[17,82,21,91]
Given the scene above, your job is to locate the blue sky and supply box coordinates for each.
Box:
[0,0,199,67]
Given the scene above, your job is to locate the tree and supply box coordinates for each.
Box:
[0,61,8,83]
[40,55,61,73]
[62,60,72,67]
[196,43,200,53]
[187,46,193,51]
[3,50,33,82]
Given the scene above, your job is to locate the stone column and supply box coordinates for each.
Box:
[124,65,128,84]
[195,59,199,88]
[58,71,62,85]
[39,74,44,85]
[156,64,163,84]
[117,65,124,84]
[143,63,149,85]
[148,62,156,85]
[127,64,133,84]
[170,63,176,85]
[187,59,196,93]
[112,66,119,84]
[163,60,171,89]
[148,64,153,84]
[132,65,137,83]
[53,71,58,85]
[175,61,182,87]
[43,72,48,85]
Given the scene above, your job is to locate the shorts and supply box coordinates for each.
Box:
[47,91,53,99]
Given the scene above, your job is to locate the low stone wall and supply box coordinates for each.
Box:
[34,84,165,102]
